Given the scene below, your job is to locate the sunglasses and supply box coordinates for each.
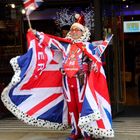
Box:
[70,28,83,32]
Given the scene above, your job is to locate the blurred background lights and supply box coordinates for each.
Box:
[10,4,15,9]
[21,9,26,14]
[126,5,129,8]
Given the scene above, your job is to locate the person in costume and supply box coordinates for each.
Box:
[57,14,94,140]
[1,13,114,140]
[31,13,113,140]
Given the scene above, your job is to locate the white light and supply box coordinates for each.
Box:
[126,5,129,8]
[21,9,26,14]
[11,4,15,9]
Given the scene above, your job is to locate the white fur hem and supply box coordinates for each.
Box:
[82,125,114,138]
[1,87,68,130]
[78,111,101,127]
[78,112,114,138]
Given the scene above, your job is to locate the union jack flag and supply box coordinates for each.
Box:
[91,34,113,65]
[23,0,43,15]
[78,61,114,138]
[1,31,68,130]
[92,34,113,58]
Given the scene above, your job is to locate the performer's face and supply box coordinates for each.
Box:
[70,26,83,40]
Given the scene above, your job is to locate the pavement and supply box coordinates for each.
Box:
[0,116,140,140]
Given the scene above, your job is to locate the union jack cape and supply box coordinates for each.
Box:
[1,31,114,138]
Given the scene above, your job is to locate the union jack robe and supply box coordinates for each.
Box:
[1,31,114,138]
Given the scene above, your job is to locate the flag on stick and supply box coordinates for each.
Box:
[23,0,43,15]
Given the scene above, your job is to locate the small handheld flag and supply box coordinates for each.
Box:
[22,0,43,29]
[93,34,113,58]
[23,0,43,16]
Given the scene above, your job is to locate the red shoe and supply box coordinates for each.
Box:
[66,134,79,140]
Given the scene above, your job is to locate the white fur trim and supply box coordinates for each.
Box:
[71,23,85,32]
[82,125,114,138]
[78,111,101,127]
[78,111,114,138]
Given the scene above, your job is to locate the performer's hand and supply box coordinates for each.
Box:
[32,29,37,35]
[82,63,88,73]
[28,28,37,35]
[90,61,98,73]
[28,28,32,32]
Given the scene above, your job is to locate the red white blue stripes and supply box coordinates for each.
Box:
[79,61,114,138]
[1,31,68,130]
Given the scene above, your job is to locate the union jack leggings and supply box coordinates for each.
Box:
[62,74,87,136]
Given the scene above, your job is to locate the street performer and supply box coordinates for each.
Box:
[1,13,114,140]
[31,13,114,140]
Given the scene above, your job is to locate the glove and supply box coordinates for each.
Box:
[32,29,37,35]
[82,63,89,73]
[90,61,98,73]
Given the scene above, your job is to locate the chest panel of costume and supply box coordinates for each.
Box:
[63,43,83,78]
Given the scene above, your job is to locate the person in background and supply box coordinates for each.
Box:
[61,25,70,38]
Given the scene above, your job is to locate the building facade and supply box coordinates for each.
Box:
[0,0,140,117]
